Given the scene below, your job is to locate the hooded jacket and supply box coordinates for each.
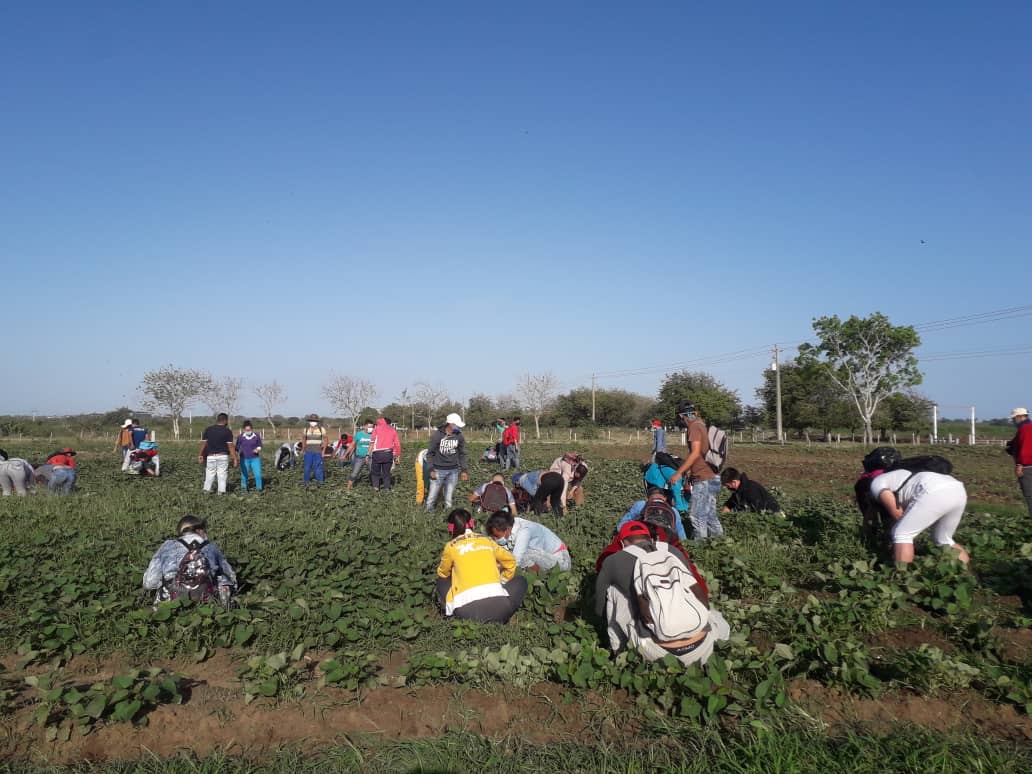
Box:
[369,418,401,458]
[427,424,467,471]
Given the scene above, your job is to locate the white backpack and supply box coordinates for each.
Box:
[625,542,708,642]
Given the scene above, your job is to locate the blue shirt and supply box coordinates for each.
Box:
[142,532,237,590]
[652,427,667,453]
[618,500,688,540]
[353,430,372,458]
[642,463,689,512]
[515,470,542,496]
[496,517,565,568]
[131,427,149,447]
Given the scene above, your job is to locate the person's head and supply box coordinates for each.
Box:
[720,467,742,490]
[485,510,515,541]
[617,520,652,548]
[675,400,698,426]
[645,485,670,503]
[445,413,465,433]
[307,413,319,426]
[445,508,476,537]
[490,473,505,484]
[511,473,523,488]
[512,417,521,426]
[363,419,374,433]
[382,416,392,425]
[243,420,253,431]
[122,419,133,429]
[497,417,506,426]
[217,413,229,425]
[1011,407,1029,425]
[651,419,661,431]
[0,448,8,461]
[58,447,76,457]
[572,463,588,484]
[131,418,140,427]
[177,514,207,536]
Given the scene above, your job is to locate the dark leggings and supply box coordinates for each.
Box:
[532,472,565,518]
[370,450,393,490]
[435,576,528,623]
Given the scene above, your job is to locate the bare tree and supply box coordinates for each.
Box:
[203,377,245,424]
[517,372,559,439]
[138,365,214,440]
[253,380,287,432]
[322,375,378,432]
[414,382,450,433]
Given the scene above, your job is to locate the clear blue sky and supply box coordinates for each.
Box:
[3,1,1029,421]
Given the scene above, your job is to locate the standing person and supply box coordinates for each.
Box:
[0,451,34,496]
[368,416,401,491]
[425,413,468,511]
[345,419,374,489]
[235,420,263,493]
[435,508,527,623]
[301,414,329,485]
[199,413,238,494]
[650,420,667,460]
[130,418,150,449]
[668,402,723,542]
[115,419,134,471]
[501,417,521,470]
[1008,407,1032,516]
[870,468,970,565]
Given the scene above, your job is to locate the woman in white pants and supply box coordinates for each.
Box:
[870,469,969,565]
[0,456,35,496]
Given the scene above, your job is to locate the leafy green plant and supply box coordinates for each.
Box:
[237,646,313,703]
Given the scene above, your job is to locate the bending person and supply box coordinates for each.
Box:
[870,468,970,565]
[485,511,571,572]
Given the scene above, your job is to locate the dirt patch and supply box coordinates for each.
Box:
[789,678,1032,742]
[867,625,956,654]
[992,626,1032,664]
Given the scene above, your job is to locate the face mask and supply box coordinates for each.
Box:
[309,422,317,427]
[452,427,462,435]
[496,537,512,550]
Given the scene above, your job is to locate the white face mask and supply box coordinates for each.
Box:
[309,421,317,427]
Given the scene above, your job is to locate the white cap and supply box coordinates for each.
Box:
[122,419,133,427]
[1011,407,1029,419]
[446,412,465,428]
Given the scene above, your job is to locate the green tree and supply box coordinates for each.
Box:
[656,371,741,428]
[873,392,932,434]
[552,388,654,427]
[797,312,922,444]
[464,394,497,429]
[756,361,854,436]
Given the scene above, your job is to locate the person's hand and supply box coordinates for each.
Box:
[197,455,204,463]
[460,471,468,482]
[1017,464,1024,479]
[430,470,437,479]
[721,507,730,514]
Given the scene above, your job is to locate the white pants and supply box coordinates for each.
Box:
[893,481,966,546]
[121,448,131,472]
[203,454,229,493]
[606,589,730,667]
[0,460,33,495]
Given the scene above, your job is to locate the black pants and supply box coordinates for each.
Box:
[532,472,565,518]
[370,450,394,490]
[435,576,528,623]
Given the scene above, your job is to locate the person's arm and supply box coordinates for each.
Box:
[670,429,703,484]
[436,545,454,578]
[320,427,329,456]
[595,558,618,617]
[511,525,532,566]
[392,430,401,460]
[877,489,903,519]
[143,543,169,590]
[228,431,239,467]
[507,489,517,516]
[1014,428,1025,477]
[494,543,517,581]
[210,545,237,587]
[198,438,208,463]
[458,435,467,480]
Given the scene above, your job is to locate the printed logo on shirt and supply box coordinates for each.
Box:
[456,542,493,556]
[439,438,460,456]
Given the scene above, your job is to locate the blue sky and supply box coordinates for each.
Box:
[3,1,1029,420]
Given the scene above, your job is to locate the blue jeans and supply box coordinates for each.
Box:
[49,467,77,495]
[689,476,724,541]
[303,452,324,483]
[425,468,459,511]
[241,457,262,491]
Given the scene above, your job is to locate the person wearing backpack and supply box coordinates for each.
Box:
[435,508,526,623]
[595,521,729,666]
[485,511,571,572]
[869,468,970,565]
[720,468,782,515]
[424,413,468,511]
[643,455,690,514]
[300,414,329,486]
[618,487,688,540]
[668,403,723,541]
[142,515,237,604]
[469,473,518,515]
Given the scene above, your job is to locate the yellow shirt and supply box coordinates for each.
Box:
[436,531,516,615]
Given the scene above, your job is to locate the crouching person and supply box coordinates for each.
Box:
[0,451,34,496]
[33,463,77,495]
[485,511,572,572]
[435,509,527,623]
[143,515,237,604]
[596,521,729,667]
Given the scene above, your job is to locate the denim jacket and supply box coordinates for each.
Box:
[142,532,237,591]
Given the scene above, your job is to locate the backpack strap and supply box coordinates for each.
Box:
[893,472,917,497]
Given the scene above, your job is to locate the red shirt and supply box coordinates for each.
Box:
[502,425,520,445]
[47,454,76,468]
[1012,420,1032,465]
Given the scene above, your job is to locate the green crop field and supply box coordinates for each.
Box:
[1,440,1030,772]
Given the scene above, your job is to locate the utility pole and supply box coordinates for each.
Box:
[772,345,783,444]
[591,373,597,423]
[970,406,976,445]
[932,405,938,443]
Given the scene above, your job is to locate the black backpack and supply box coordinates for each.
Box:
[654,451,683,471]
[862,446,902,473]
[889,455,953,476]
[170,539,215,602]
[479,481,511,513]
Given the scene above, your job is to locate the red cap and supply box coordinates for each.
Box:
[60,448,76,455]
[617,521,651,541]
[651,420,661,427]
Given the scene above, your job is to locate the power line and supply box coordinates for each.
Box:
[920,345,1032,362]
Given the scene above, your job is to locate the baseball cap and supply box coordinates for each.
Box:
[617,521,651,541]
[122,419,133,428]
[446,412,465,428]
[1011,407,1029,419]
[59,448,76,455]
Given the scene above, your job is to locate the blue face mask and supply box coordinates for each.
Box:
[496,537,512,550]
[452,427,462,435]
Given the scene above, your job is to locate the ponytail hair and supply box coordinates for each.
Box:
[445,508,476,536]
